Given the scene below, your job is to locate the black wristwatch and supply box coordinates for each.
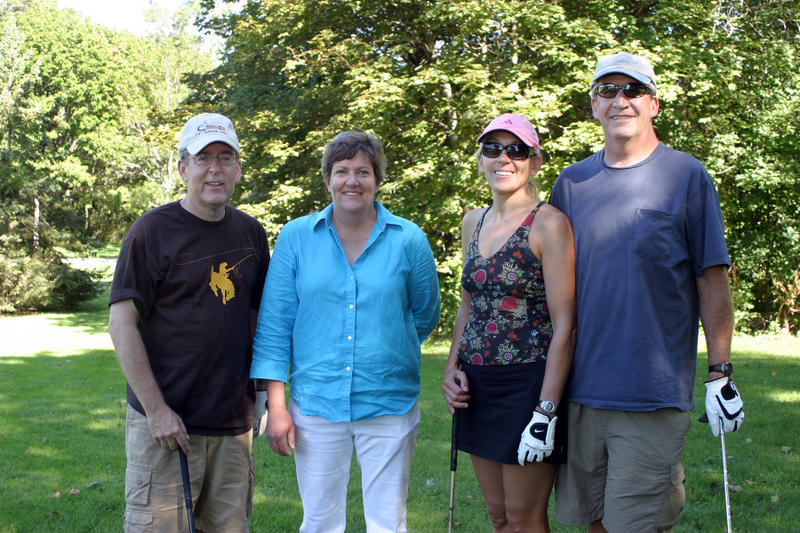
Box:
[708,362,733,377]
[538,400,557,415]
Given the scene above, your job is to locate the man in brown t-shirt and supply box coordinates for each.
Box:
[108,113,270,533]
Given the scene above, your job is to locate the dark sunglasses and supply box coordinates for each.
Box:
[481,142,533,161]
[594,82,654,99]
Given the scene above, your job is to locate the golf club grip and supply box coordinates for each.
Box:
[450,409,459,471]
[450,378,461,472]
[177,414,196,533]
[179,449,196,531]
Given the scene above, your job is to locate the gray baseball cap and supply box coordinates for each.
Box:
[592,53,657,95]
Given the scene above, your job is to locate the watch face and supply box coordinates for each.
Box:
[539,400,556,413]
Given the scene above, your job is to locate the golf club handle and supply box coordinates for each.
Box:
[450,409,459,471]
[179,449,196,531]
[177,415,196,533]
[450,378,461,472]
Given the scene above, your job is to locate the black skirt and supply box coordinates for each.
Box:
[456,360,567,465]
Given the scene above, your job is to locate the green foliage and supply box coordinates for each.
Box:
[47,263,104,311]
[0,0,215,262]
[189,0,800,335]
[0,254,50,312]
[0,253,104,313]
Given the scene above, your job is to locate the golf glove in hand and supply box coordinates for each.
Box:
[517,411,557,466]
[705,377,744,437]
[253,391,268,438]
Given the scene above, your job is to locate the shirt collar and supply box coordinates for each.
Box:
[311,201,403,232]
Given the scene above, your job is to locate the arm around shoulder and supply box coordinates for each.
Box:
[533,205,576,408]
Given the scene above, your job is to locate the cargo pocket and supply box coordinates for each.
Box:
[666,461,686,529]
[631,208,676,261]
[125,463,153,507]
[123,509,153,533]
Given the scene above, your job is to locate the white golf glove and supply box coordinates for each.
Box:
[253,390,268,438]
[704,377,744,437]
[517,411,557,466]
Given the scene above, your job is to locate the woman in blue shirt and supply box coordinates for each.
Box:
[250,131,440,533]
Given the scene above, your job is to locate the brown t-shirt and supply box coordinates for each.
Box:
[110,201,270,436]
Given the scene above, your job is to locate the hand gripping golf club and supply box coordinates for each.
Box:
[178,415,197,533]
[699,411,732,533]
[448,379,461,533]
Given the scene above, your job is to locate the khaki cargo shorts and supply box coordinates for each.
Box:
[123,406,254,533]
[555,403,690,533]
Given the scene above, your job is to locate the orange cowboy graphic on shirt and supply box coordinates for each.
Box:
[177,248,261,306]
[209,262,236,304]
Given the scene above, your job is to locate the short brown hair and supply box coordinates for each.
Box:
[321,131,386,186]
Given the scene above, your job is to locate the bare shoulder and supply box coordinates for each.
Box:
[462,208,484,233]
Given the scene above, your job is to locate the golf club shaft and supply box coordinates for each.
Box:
[448,470,456,533]
[720,421,732,533]
[448,380,461,532]
[179,448,196,533]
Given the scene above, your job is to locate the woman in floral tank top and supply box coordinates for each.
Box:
[442,114,576,532]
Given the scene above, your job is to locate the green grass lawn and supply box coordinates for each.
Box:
[0,287,798,532]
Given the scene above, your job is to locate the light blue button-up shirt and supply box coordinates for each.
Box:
[250,201,440,422]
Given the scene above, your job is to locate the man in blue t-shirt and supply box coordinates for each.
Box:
[549,53,745,533]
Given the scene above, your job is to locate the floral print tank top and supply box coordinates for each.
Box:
[457,203,553,365]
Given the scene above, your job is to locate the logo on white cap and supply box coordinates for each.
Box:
[179,113,240,155]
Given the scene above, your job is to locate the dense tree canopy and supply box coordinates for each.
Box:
[190,0,800,333]
[1,0,797,331]
[0,0,213,311]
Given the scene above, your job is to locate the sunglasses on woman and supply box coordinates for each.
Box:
[594,82,654,99]
[481,142,533,161]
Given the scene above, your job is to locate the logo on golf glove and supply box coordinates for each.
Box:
[517,411,557,466]
[704,377,744,437]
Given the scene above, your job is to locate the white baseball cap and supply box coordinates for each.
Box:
[179,113,240,155]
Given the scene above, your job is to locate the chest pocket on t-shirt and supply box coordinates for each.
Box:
[632,208,676,261]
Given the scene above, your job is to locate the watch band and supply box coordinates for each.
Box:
[708,362,733,376]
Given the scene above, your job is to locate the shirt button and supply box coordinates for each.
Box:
[347,336,352,340]
[346,367,351,371]
[349,305,353,309]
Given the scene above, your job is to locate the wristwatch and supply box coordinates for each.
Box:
[708,362,733,376]
[538,400,557,415]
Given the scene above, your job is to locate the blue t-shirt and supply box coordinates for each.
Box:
[250,201,440,422]
[549,143,730,411]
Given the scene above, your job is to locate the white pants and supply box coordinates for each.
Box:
[290,400,420,533]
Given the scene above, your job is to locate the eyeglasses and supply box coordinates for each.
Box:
[187,153,240,167]
[594,83,654,99]
[481,142,534,161]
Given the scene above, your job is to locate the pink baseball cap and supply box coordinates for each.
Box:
[477,114,540,155]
